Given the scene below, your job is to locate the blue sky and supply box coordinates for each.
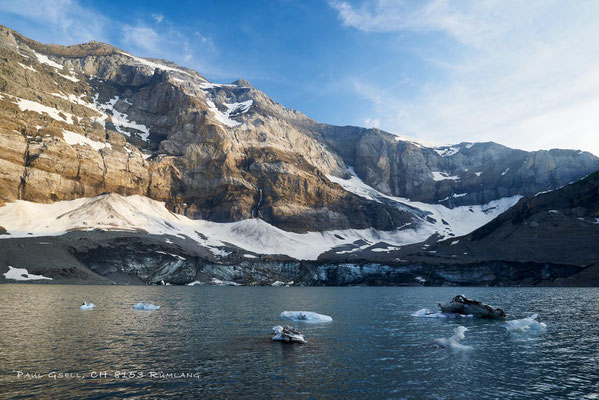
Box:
[1,0,599,155]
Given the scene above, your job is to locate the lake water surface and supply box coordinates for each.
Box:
[1,285,598,399]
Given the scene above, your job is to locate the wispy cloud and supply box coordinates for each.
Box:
[0,0,220,76]
[0,0,109,44]
[151,13,164,24]
[331,0,599,155]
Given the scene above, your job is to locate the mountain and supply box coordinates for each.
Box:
[435,170,599,268]
[0,25,597,286]
[319,171,599,286]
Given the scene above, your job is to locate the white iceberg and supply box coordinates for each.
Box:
[411,308,472,318]
[132,302,160,310]
[80,302,95,310]
[280,311,332,323]
[272,325,306,343]
[505,314,547,335]
[434,326,473,351]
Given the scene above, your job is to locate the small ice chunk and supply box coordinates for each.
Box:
[411,308,472,318]
[505,314,547,335]
[271,280,285,286]
[272,325,306,343]
[434,326,473,351]
[80,302,96,310]
[132,302,160,310]
[280,311,333,323]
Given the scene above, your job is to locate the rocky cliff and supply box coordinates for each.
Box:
[1,24,597,234]
[0,25,411,233]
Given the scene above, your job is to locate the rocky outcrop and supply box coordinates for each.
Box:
[435,170,599,266]
[318,125,599,206]
[0,25,411,232]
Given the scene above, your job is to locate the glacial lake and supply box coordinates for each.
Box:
[1,285,598,399]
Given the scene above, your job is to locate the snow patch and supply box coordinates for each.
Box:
[95,96,150,141]
[18,62,37,72]
[431,171,460,181]
[118,51,196,78]
[450,240,460,246]
[33,51,63,70]
[62,130,111,151]
[371,245,400,252]
[4,93,75,124]
[328,167,521,241]
[501,168,510,176]
[205,99,252,127]
[3,266,52,281]
[58,72,79,82]
[211,278,241,286]
[80,302,95,310]
[434,146,460,157]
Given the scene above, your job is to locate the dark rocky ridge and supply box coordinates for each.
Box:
[0,231,588,286]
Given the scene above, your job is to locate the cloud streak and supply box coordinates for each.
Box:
[332,0,599,155]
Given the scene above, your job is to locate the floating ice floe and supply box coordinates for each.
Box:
[411,308,472,318]
[505,314,547,335]
[272,325,306,343]
[280,311,332,323]
[132,302,160,310]
[434,326,473,351]
[80,302,95,310]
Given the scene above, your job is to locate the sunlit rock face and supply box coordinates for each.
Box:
[0,24,597,235]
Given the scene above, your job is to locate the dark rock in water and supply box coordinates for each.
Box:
[272,325,306,343]
[439,295,506,319]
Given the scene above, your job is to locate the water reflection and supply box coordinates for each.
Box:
[1,285,598,398]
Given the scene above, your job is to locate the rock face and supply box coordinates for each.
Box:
[0,25,414,232]
[435,170,599,266]
[0,24,597,235]
[319,126,599,206]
